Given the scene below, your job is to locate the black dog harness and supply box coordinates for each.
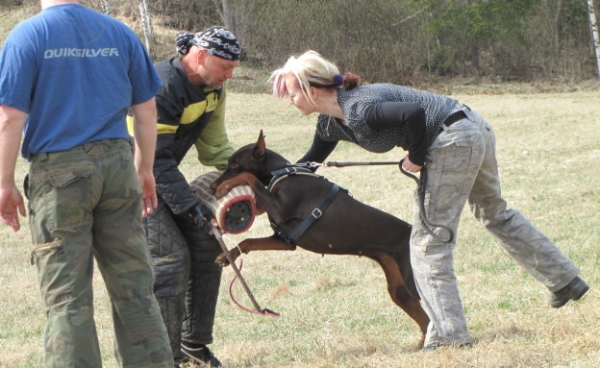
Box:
[267,166,344,245]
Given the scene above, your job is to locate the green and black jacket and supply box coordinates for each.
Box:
[128,56,234,215]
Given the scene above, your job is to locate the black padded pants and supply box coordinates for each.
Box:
[144,197,222,364]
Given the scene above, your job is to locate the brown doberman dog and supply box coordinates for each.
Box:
[211,131,429,347]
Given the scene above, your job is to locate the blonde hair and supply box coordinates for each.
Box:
[269,50,340,106]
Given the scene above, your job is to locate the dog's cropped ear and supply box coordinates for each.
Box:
[254,130,267,158]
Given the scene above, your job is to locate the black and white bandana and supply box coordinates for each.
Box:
[175,26,241,60]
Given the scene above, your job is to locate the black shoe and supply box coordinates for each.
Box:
[181,343,222,367]
[549,276,589,308]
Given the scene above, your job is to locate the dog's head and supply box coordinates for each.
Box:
[210,130,271,191]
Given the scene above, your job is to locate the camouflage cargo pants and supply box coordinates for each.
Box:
[410,107,580,348]
[28,139,173,367]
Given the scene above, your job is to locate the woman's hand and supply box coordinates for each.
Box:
[402,155,422,173]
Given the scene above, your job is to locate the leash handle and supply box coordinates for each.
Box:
[399,159,455,244]
[398,159,420,184]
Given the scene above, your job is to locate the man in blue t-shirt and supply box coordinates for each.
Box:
[0,1,173,367]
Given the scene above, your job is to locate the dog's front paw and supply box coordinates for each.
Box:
[214,183,231,199]
[215,253,231,267]
[215,247,242,267]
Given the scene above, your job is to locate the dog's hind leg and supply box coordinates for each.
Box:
[379,255,429,348]
[216,235,296,266]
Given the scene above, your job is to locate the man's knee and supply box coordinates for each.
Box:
[153,257,191,298]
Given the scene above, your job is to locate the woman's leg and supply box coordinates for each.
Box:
[466,111,580,293]
[410,117,485,348]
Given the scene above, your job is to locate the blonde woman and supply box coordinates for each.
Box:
[270,50,589,350]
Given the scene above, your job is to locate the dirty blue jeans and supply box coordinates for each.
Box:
[410,108,580,348]
[28,139,174,367]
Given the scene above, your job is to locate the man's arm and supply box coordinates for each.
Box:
[0,104,26,231]
[130,97,158,218]
[195,88,235,170]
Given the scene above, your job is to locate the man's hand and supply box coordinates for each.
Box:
[0,185,26,232]
[188,203,217,234]
[137,171,158,218]
[130,98,158,218]
[0,104,27,232]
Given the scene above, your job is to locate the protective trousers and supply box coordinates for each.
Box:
[28,139,173,368]
[409,109,580,348]
[144,197,223,364]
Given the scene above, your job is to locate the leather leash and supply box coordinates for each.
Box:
[292,160,454,243]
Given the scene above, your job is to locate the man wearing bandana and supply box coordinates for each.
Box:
[127,26,241,368]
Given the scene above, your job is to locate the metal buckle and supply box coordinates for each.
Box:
[311,208,323,218]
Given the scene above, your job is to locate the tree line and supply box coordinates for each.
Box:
[5,0,600,85]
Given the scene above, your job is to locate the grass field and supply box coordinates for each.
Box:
[1,90,599,367]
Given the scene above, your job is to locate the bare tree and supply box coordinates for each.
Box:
[586,0,600,77]
[139,0,155,51]
[98,0,110,15]
[222,0,235,34]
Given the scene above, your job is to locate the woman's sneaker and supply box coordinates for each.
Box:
[549,276,589,308]
[181,343,222,367]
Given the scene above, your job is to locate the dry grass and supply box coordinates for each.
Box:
[1,91,599,367]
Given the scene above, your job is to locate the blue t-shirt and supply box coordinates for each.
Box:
[0,4,162,160]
